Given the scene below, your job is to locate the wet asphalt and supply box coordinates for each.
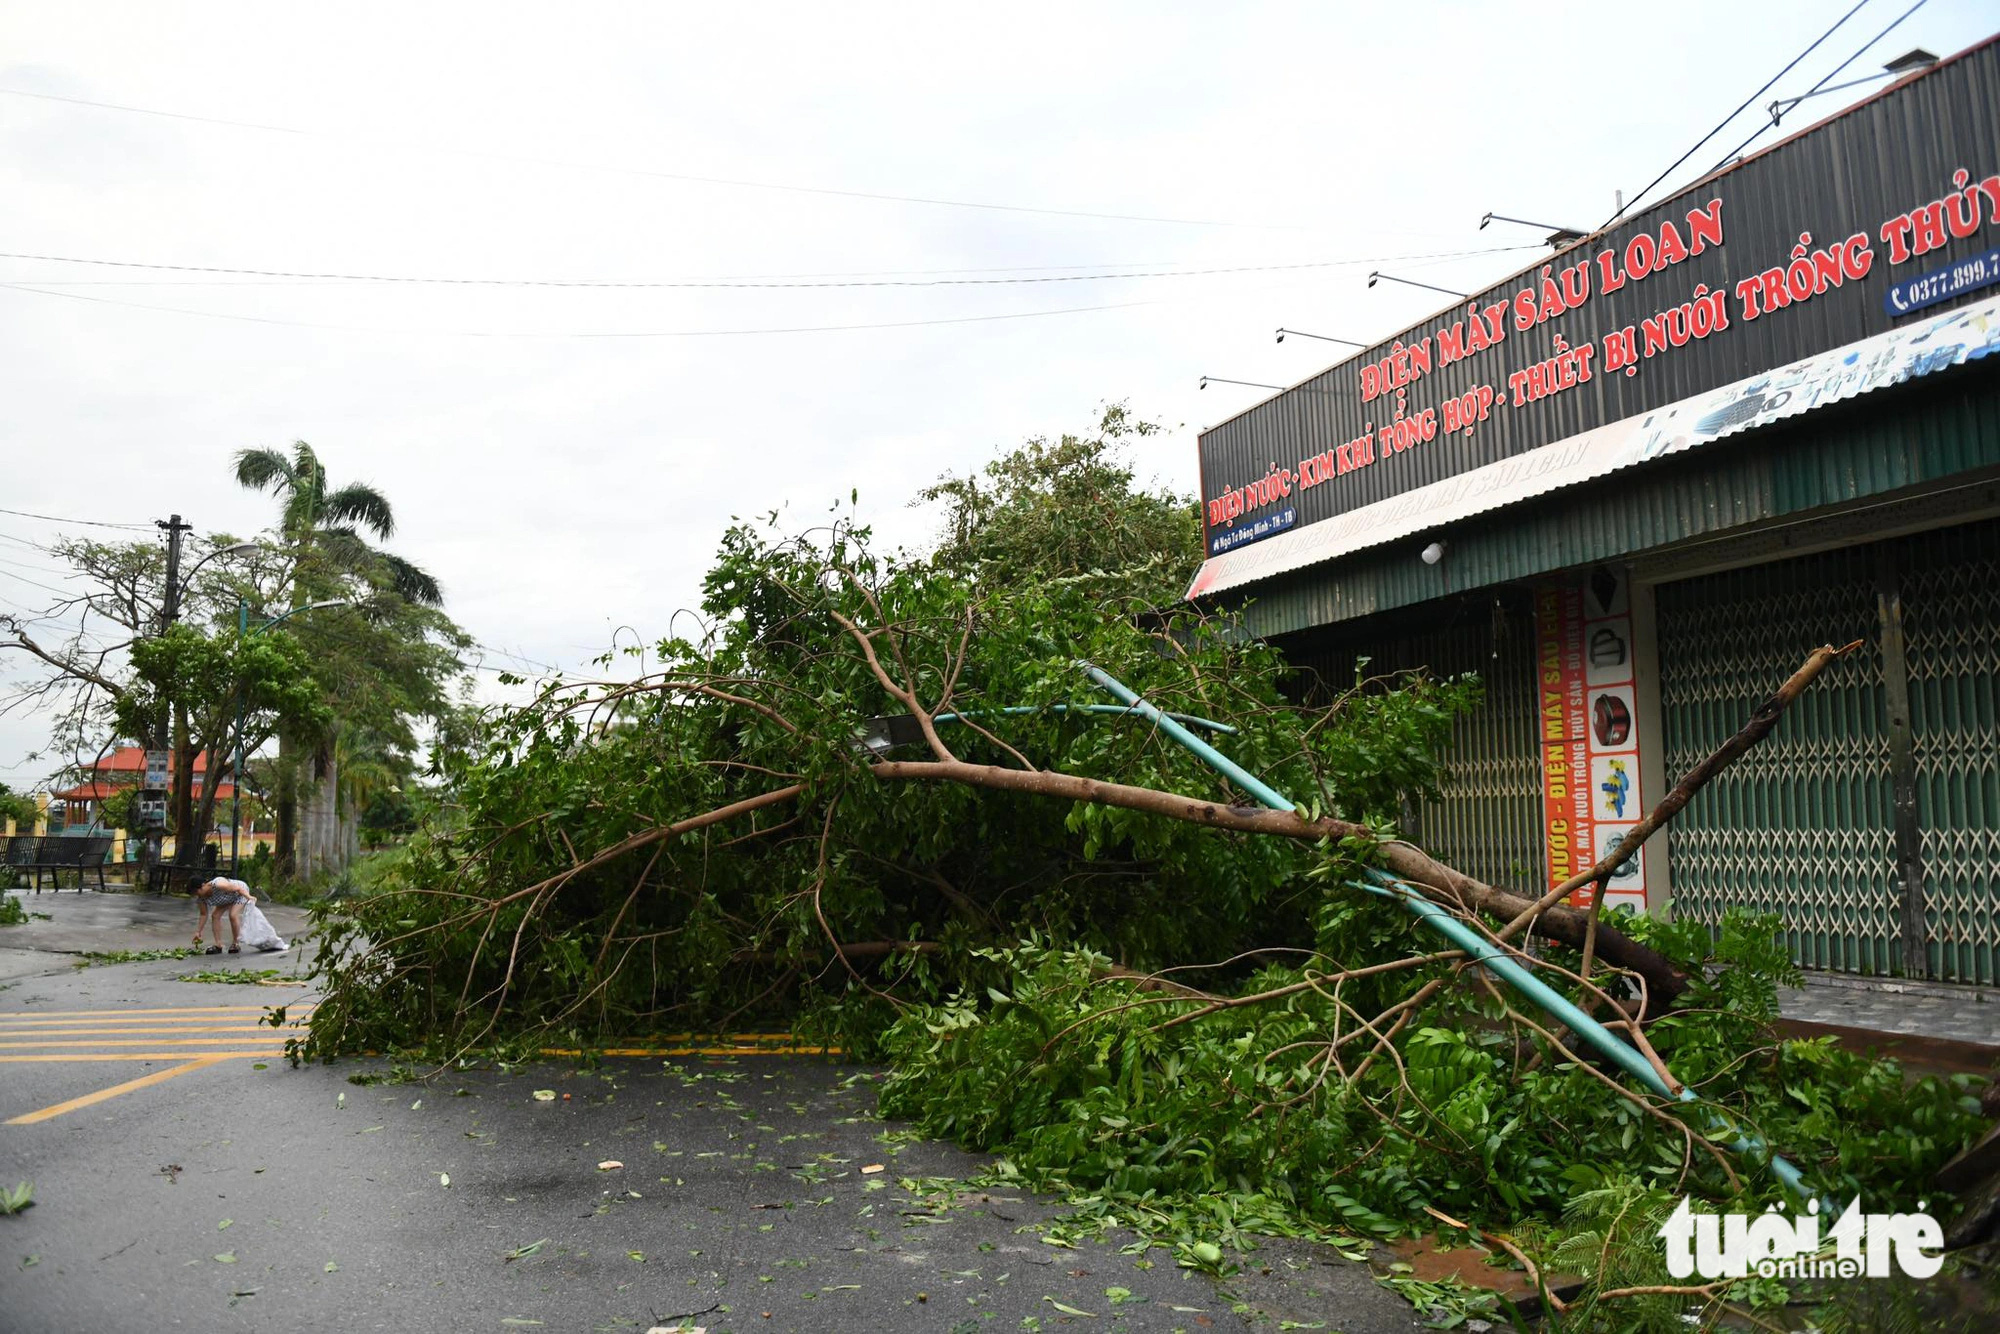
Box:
[0,895,1421,1334]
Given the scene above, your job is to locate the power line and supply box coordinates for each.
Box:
[1604,0,1872,228]
[0,257,1248,284]
[0,567,91,600]
[0,591,66,621]
[0,505,154,530]
[1703,0,1929,175]
[0,552,83,582]
[0,610,114,643]
[0,84,1337,233]
[0,531,58,553]
[470,641,566,675]
[0,281,1159,338]
[0,241,1535,338]
[0,245,1534,291]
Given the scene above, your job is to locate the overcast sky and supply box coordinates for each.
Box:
[3,1,1994,787]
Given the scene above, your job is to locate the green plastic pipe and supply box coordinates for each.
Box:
[1081,662,1815,1205]
[1354,869,1812,1202]
[1078,662,1291,809]
[934,702,1236,735]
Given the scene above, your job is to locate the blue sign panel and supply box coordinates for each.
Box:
[1208,507,1295,556]
[1885,247,2000,317]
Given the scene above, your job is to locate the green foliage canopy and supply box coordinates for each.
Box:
[301,502,1476,1059]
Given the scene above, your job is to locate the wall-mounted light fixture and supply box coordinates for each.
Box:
[1768,48,1939,127]
[1275,328,1368,347]
[1420,541,1447,566]
[1368,271,1467,299]
[1479,212,1587,248]
[1199,375,1287,392]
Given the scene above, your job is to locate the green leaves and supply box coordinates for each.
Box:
[116,622,332,753]
[876,906,1983,1272]
[302,501,1426,1064]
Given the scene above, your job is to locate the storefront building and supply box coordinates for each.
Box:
[1190,37,2000,984]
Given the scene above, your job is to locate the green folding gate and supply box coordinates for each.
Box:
[1655,517,2000,982]
[1904,521,2000,982]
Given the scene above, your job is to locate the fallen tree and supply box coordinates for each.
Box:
[300,513,1695,1053]
[297,467,1985,1327]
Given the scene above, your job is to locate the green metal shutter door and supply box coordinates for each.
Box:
[1655,548,1902,974]
[1283,605,1546,893]
[1414,619,1547,894]
[1900,519,2000,983]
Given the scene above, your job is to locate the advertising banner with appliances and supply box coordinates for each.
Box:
[1535,568,1647,912]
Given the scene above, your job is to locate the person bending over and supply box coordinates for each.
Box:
[193,875,255,954]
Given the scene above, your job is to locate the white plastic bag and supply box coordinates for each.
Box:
[237,903,288,953]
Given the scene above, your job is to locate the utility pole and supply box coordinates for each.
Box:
[142,514,194,878]
[158,514,191,631]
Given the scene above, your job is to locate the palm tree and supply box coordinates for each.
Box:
[234,442,443,877]
[234,443,444,607]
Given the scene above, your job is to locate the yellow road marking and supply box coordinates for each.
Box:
[0,1051,284,1062]
[0,1032,296,1040]
[0,1036,304,1050]
[0,1005,311,1020]
[543,1046,843,1057]
[0,1032,298,1040]
[5,1056,231,1125]
[0,1019,310,1034]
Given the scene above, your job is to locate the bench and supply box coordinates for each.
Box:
[21,834,114,892]
[3,834,39,885]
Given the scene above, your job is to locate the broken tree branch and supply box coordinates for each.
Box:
[869,756,1690,1008]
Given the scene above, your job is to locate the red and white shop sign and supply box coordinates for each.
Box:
[1534,569,1648,912]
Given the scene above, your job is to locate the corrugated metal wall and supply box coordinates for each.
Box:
[1278,594,1545,893]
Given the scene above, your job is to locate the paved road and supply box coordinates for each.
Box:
[0,885,312,986]
[0,896,1421,1334]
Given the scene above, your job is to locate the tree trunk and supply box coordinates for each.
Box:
[192,764,222,862]
[339,796,360,870]
[188,710,240,871]
[170,704,197,865]
[871,758,1692,1012]
[298,744,342,880]
[298,748,325,880]
[274,733,297,881]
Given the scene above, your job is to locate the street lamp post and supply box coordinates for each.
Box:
[231,598,346,874]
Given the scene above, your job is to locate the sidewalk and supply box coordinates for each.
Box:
[0,886,311,983]
[1778,971,2000,1075]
